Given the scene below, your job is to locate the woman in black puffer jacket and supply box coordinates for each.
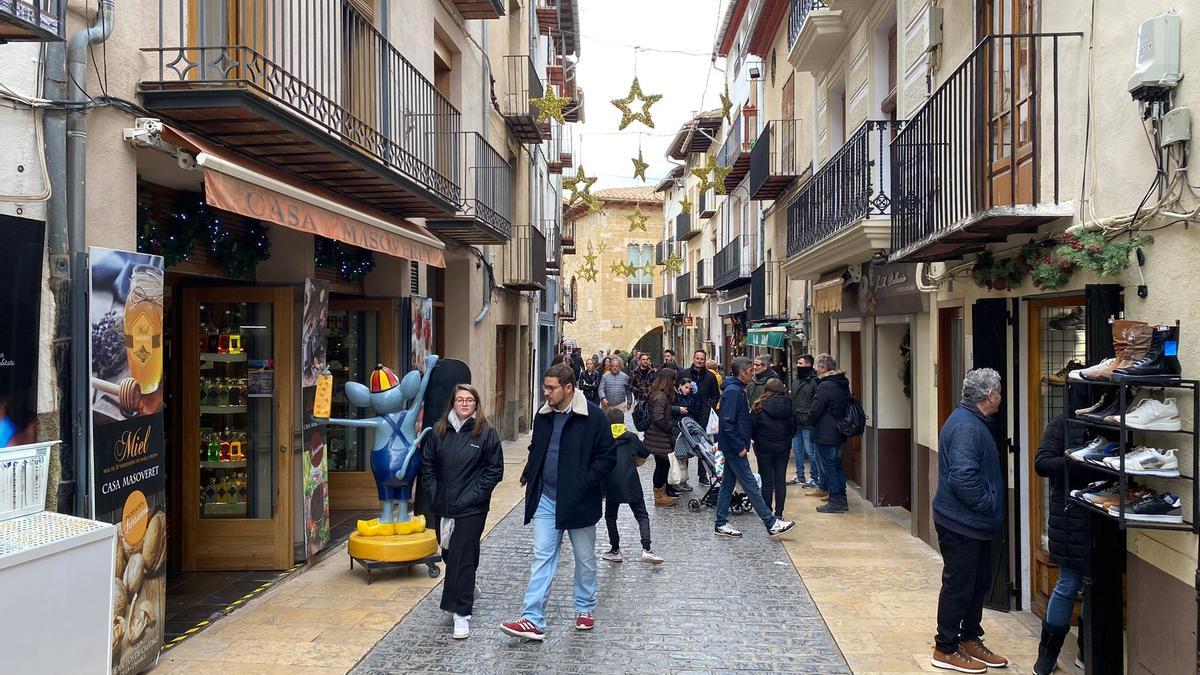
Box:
[751,378,796,519]
[645,368,685,505]
[1032,383,1108,674]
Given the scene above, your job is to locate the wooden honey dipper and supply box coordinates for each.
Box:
[92,377,143,416]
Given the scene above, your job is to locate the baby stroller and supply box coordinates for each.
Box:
[676,416,755,514]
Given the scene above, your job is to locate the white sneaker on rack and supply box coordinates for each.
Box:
[1104,447,1180,476]
[1071,358,1115,381]
[1115,398,1182,431]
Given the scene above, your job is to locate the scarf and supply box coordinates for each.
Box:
[449,410,473,432]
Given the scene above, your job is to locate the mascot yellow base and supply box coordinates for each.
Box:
[348,515,437,564]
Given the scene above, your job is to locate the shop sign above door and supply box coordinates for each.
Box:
[838,262,927,318]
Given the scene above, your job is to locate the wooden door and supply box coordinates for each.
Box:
[342,0,380,139]
[982,0,1037,207]
[495,327,509,428]
[846,331,863,485]
[937,306,965,428]
[182,286,294,571]
[973,297,1012,611]
[326,298,396,510]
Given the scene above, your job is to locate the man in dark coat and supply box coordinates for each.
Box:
[744,355,779,408]
[686,349,720,485]
[660,349,681,372]
[788,354,821,488]
[630,353,657,403]
[807,353,851,513]
[501,364,616,641]
[930,368,1009,672]
[600,407,664,565]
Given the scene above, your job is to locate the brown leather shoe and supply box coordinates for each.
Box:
[805,489,828,498]
[931,647,987,673]
[959,638,1008,668]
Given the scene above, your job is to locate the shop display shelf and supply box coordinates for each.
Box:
[201,461,247,470]
[1067,417,1195,435]
[201,352,248,363]
[1063,455,1193,481]
[1067,494,1195,532]
[200,406,247,415]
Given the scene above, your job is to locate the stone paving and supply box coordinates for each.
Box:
[352,462,851,674]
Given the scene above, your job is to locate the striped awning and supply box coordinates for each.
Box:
[813,269,847,314]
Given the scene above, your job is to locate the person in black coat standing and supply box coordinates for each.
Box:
[1032,382,1106,674]
[751,378,797,518]
[600,407,665,565]
[420,384,504,640]
[578,358,602,405]
[807,353,851,513]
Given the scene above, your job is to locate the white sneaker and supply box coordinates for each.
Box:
[1068,437,1109,460]
[1105,447,1180,476]
[453,614,471,639]
[714,524,742,538]
[641,549,664,565]
[1071,358,1114,381]
[1115,398,1182,431]
[768,519,796,537]
[600,549,624,562]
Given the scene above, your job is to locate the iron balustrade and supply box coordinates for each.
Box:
[714,235,754,289]
[548,121,574,173]
[655,294,680,319]
[786,119,899,258]
[502,224,548,290]
[461,132,513,240]
[544,219,562,274]
[501,54,545,143]
[561,219,576,253]
[676,211,699,241]
[787,0,828,50]
[676,272,699,302]
[144,0,461,207]
[718,108,751,169]
[890,33,1079,257]
[655,239,680,266]
[0,0,63,40]
[697,258,715,292]
[749,119,804,200]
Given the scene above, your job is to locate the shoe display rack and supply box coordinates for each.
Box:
[1062,378,1199,533]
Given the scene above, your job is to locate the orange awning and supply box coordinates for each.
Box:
[163,126,445,268]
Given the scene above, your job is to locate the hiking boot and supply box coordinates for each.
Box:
[806,489,829,498]
[959,638,1008,667]
[641,549,664,564]
[653,487,678,506]
[500,618,544,641]
[931,647,987,673]
[600,549,624,563]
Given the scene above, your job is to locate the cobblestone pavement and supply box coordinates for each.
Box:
[353,462,850,674]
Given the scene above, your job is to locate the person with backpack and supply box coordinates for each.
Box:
[644,368,686,506]
[600,406,665,565]
[807,353,852,514]
[751,378,796,519]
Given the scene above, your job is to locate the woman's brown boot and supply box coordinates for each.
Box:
[654,487,677,506]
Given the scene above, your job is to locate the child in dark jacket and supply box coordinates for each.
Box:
[601,407,665,565]
[751,378,797,518]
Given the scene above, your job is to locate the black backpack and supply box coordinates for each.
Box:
[837,397,868,438]
[632,399,651,432]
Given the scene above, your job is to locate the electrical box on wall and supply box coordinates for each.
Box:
[1128,11,1183,101]
[925,7,944,53]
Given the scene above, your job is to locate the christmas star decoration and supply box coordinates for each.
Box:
[626,204,649,232]
[583,192,605,215]
[530,86,571,125]
[631,149,650,182]
[679,195,693,215]
[691,153,733,195]
[611,77,663,130]
[638,261,656,277]
[662,255,685,275]
[580,263,599,282]
[583,243,599,268]
[611,261,633,277]
[563,165,597,205]
[597,242,609,255]
[720,83,733,123]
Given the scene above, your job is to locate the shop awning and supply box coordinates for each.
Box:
[162,126,446,268]
[747,326,787,349]
[813,268,847,314]
[718,287,750,316]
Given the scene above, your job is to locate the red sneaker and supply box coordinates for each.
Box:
[574,612,594,631]
[499,618,544,641]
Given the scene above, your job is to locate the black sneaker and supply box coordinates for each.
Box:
[1117,492,1183,523]
[698,477,712,487]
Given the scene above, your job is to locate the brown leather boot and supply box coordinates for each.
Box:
[653,487,677,507]
[1078,320,1150,381]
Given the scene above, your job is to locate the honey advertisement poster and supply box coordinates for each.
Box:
[89,247,167,675]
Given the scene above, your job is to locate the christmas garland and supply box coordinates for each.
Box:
[138,192,271,277]
[314,236,376,283]
[971,232,1152,292]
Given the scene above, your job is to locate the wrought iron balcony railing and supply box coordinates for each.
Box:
[427,132,512,243]
[713,235,754,290]
[501,224,547,291]
[699,187,717,219]
[787,120,899,258]
[548,121,574,174]
[655,294,681,319]
[787,0,828,50]
[676,272,700,302]
[676,211,700,241]
[501,55,546,144]
[890,33,1080,261]
[561,218,576,254]
[749,119,805,201]
[544,219,562,275]
[1,0,63,41]
[654,239,681,266]
[142,0,461,216]
[697,258,715,292]
[717,107,758,192]
[558,277,577,321]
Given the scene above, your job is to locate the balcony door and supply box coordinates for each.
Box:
[342,0,380,148]
[982,0,1037,207]
[190,0,267,82]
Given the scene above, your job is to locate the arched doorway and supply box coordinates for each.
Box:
[631,326,664,359]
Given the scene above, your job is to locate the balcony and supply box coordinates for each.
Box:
[697,258,715,293]
[1,0,62,41]
[748,262,783,321]
[717,107,758,192]
[547,121,574,174]
[786,0,847,73]
[655,239,681,266]
[713,236,754,290]
[786,120,898,274]
[676,272,700,302]
[890,34,1079,263]
[141,0,461,217]
[564,85,584,123]
[676,211,700,242]
[501,224,547,291]
[699,187,717,219]
[558,277,577,321]
[544,220,562,275]
[561,219,576,255]
[749,120,805,201]
[426,133,512,244]
[655,294,682,319]
[501,55,546,144]
[449,0,504,20]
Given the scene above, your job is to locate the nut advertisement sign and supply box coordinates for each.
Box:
[89,247,167,674]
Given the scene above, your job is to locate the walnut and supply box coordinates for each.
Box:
[112,578,128,618]
[142,511,167,574]
[123,553,145,595]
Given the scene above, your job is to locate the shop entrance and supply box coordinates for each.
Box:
[180,286,295,571]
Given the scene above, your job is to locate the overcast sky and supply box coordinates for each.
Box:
[575,0,727,190]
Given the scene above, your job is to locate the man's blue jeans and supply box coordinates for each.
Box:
[521,494,598,629]
[814,442,847,507]
[714,449,777,529]
[790,427,821,486]
[1045,565,1084,628]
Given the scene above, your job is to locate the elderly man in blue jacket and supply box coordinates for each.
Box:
[930,368,1009,674]
[712,357,795,540]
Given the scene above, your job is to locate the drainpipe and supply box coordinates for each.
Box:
[64,0,116,517]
